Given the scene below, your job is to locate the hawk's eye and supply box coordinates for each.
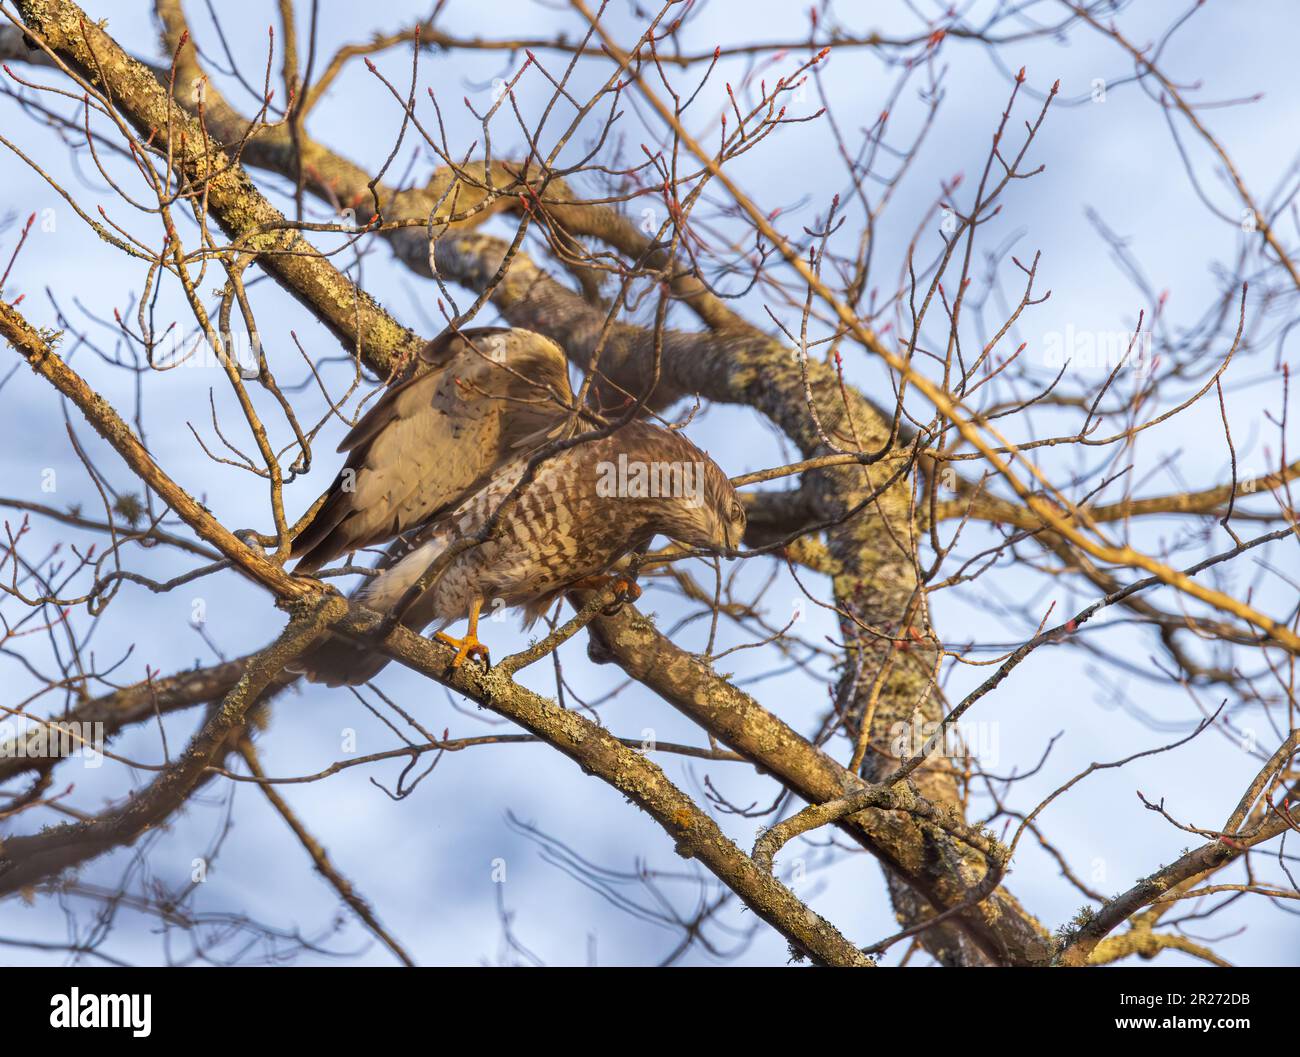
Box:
[729,501,744,522]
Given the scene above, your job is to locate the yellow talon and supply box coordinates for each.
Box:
[570,574,641,614]
[434,599,491,670]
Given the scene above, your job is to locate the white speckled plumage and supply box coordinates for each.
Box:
[297,420,745,686]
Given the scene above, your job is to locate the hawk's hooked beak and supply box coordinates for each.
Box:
[724,522,739,557]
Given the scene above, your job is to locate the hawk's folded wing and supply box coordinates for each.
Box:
[290,327,573,572]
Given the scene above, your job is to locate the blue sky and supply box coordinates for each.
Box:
[1,0,1297,965]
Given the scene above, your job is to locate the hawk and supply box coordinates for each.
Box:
[294,421,746,686]
[291,327,574,573]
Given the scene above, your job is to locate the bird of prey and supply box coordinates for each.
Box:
[294,421,746,687]
[290,327,574,573]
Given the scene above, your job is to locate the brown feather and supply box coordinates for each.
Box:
[291,327,573,572]
[294,422,745,686]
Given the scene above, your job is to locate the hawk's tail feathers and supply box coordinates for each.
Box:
[287,536,453,688]
[286,633,391,688]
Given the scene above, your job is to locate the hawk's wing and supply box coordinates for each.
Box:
[291,327,573,572]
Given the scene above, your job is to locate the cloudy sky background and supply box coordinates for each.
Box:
[2,0,1297,965]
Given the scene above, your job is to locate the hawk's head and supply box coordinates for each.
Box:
[693,481,747,554]
[652,439,747,556]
